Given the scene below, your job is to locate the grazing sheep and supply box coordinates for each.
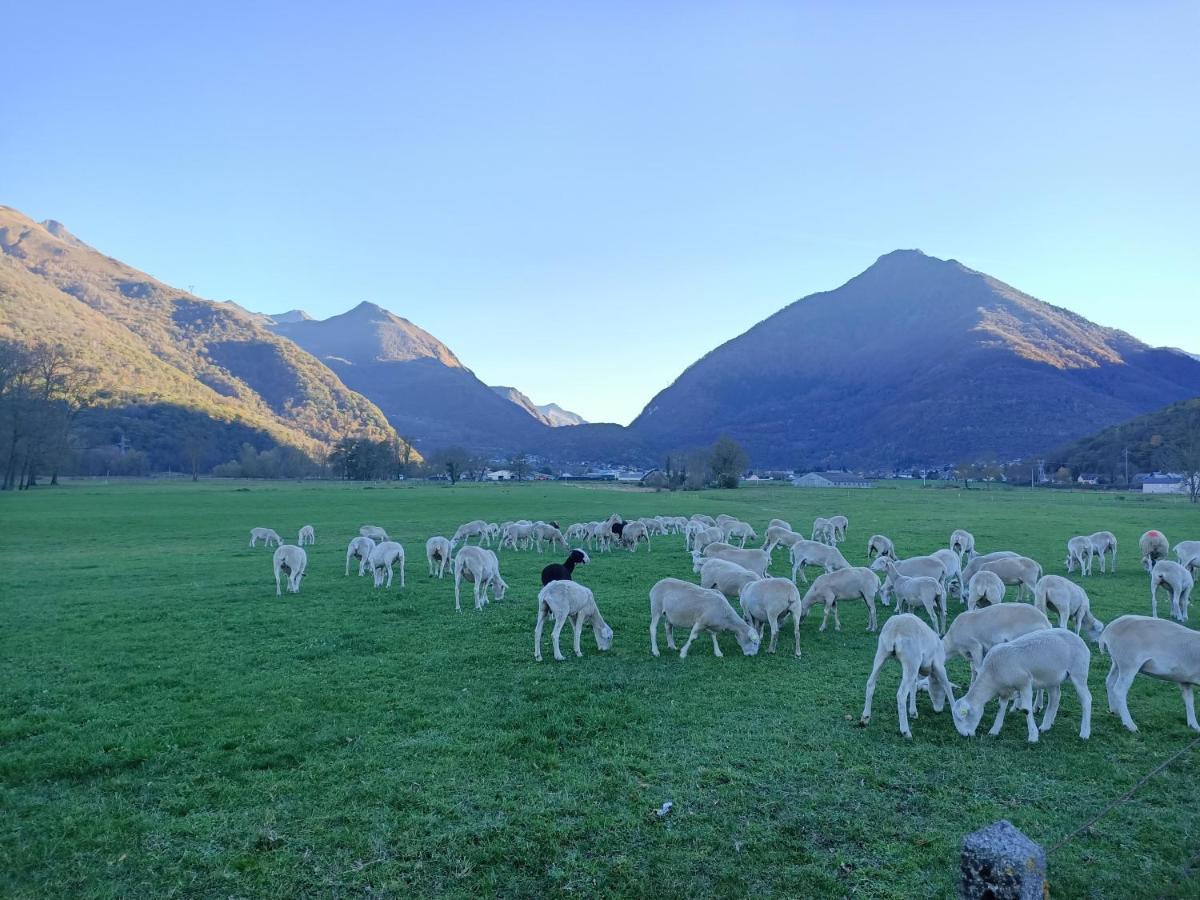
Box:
[272,545,307,596]
[870,555,945,606]
[1088,531,1118,573]
[368,541,406,589]
[974,555,1042,602]
[452,519,492,546]
[829,515,849,543]
[500,521,534,551]
[1173,540,1200,577]
[345,536,375,576]
[565,522,590,542]
[534,581,613,662]
[961,551,1020,585]
[1140,530,1170,572]
[1099,615,1200,733]
[738,578,803,657]
[453,546,508,612]
[929,548,965,599]
[789,540,851,583]
[942,603,1051,683]
[762,526,807,555]
[425,536,455,579]
[618,521,651,553]
[715,514,739,532]
[1065,535,1095,576]
[951,629,1092,743]
[722,520,757,548]
[249,527,282,548]
[811,517,837,545]
[860,614,957,738]
[866,534,896,561]
[696,544,771,578]
[691,525,726,554]
[541,549,589,586]
[298,525,315,546]
[1033,575,1105,641]
[950,529,977,562]
[690,514,717,527]
[799,567,880,632]
[587,521,613,552]
[649,578,761,658]
[768,518,793,533]
[881,559,947,634]
[532,522,568,553]
[698,557,761,599]
[359,525,390,542]
[965,570,1006,611]
[1150,560,1194,622]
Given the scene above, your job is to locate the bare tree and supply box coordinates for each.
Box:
[709,435,748,489]
[1168,421,1200,504]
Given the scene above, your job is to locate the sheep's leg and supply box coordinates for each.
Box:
[474,580,484,611]
[454,573,462,612]
[533,608,548,661]
[896,657,921,739]
[665,621,677,650]
[938,592,947,635]
[767,615,780,653]
[649,611,661,657]
[1151,581,1159,618]
[572,614,585,658]
[1180,684,1198,731]
[833,603,842,632]
[709,631,724,657]
[275,569,282,597]
[400,559,406,589]
[550,614,568,662]
[987,697,1009,736]
[928,661,954,713]
[864,595,877,631]
[818,604,831,632]
[1070,669,1092,739]
[1105,661,1119,712]
[791,607,802,658]
[359,558,368,576]
[859,647,889,726]
[921,596,938,634]
[1039,685,1062,733]
[1019,683,1039,743]
[679,622,705,658]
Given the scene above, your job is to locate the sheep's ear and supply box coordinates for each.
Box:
[954,701,969,719]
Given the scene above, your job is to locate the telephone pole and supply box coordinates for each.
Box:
[1124,447,1130,486]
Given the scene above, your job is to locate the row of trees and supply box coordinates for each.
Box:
[656,435,749,491]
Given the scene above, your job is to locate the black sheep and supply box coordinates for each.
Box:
[541,548,590,586]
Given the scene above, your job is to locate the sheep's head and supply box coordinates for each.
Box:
[569,549,589,566]
[493,576,508,601]
[1082,615,1105,643]
[595,623,614,651]
[952,699,981,736]
[690,551,704,573]
[868,556,888,572]
[735,622,762,656]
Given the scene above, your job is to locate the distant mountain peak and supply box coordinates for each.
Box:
[490,386,587,427]
[268,302,462,368]
[267,309,311,324]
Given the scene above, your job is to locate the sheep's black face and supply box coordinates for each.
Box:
[569,550,589,566]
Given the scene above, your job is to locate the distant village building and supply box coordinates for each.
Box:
[792,471,872,489]
[484,469,516,481]
[1076,473,1101,486]
[1142,475,1186,494]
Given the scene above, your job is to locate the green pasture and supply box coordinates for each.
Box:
[1,480,1198,897]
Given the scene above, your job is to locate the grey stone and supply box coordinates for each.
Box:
[959,820,1047,900]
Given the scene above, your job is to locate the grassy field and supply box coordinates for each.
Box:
[2,480,1199,898]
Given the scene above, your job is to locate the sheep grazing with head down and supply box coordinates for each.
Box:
[860,613,957,739]
[1174,540,1200,577]
[368,541,406,589]
[1033,575,1104,641]
[1150,560,1194,622]
[829,515,849,543]
[1088,531,1118,573]
[960,550,1020,585]
[738,577,803,657]
[272,545,307,596]
[811,517,837,545]
[1065,535,1095,576]
[453,546,508,612]
[649,578,761,658]
[249,527,282,548]
[964,570,1006,611]
[298,525,315,546]
[762,526,806,555]
[973,555,1042,602]
[789,540,851,584]
[1140,530,1170,572]
[722,520,757,548]
[618,521,651,553]
[950,529,977,563]
[1099,615,1200,733]
[541,549,589,586]
[425,536,455,579]
[799,567,880,632]
[695,544,770,578]
[452,520,491,547]
[531,522,568,553]
[866,534,896,562]
[345,536,375,576]
[534,580,613,662]
[941,603,1051,683]
[767,518,792,533]
[870,554,945,606]
[359,525,390,543]
[698,557,761,600]
[952,628,1092,743]
[880,559,946,634]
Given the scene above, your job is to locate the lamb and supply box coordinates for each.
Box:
[965,570,1006,611]
[722,520,757,548]
[961,551,1020,585]
[761,526,807,555]
[811,517,837,545]
[941,603,1051,683]
[698,557,761,599]
[298,525,315,546]
[272,545,307,596]
[1099,615,1200,733]
[950,528,977,562]
[452,519,491,546]
[425,536,455,579]
[738,577,803,657]
[345,536,375,576]
[1173,540,1200,576]
[534,580,613,662]
[649,578,761,658]
[790,540,851,583]
[1150,559,1194,622]
[368,541,406,589]
[692,525,727,554]
[973,555,1042,602]
[860,614,957,738]
[951,628,1092,743]
[866,534,896,561]
[541,548,589,586]
[1033,575,1105,641]
[1140,530,1170,571]
[1088,531,1118,573]
[870,555,945,606]
[880,559,946,634]
[1064,535,1095,576]
[799,567,880,632]
[565,522,591,542]
[695,544,771,578]
[453,546,508,612]
[249,527,282,548]
[531,522,568,553]
[359,525,390,542]
[618,521,651,553]
[683,520,707,549]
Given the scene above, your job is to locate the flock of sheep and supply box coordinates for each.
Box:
[245,514,1200,743]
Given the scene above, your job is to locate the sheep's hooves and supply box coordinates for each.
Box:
[857,716,869,727]
[901,732,912,740]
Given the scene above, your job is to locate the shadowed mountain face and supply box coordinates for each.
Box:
[628,250,1200,467]
[1048,396,1200,483]
[490,386,588,427]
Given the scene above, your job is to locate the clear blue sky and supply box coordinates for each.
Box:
[4,1,1197,424]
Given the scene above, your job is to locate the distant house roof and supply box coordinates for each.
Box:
[793,471,872,488]
[1143,475,1183,485]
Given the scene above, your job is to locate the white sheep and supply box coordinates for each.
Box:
[698,557,761,599]
[789,540,851,584]
[272,545,307,596]
[1150,559,1194,621]
[1173,540,1200,577]
[880,559,946,634]
[811,517,837,545]
[738,577,803,657]
[1099,615,1200,733]
[298,525,315,546]
[768,518,793,532]
[425,536,455,578]
[961,550,1020,585]
[368,541,406,589]
[500,521,534,551]
[249,527,282,548]
[799,567,880,632]
[722,520,757,548]
[618,521,651,553]
[649,578,762,658]
[762,526,807,555]
[941,603,1051,683]
[870,554,944,606]
[690,514,717,527]
[359,525,390,542]
[453,546,508,612]
[1140,530,1170,571]
[860,614,957,739]
[950,528,977,562]
[452,519,491,546]
[829,515,848,543]
[532,522,568,553]
[1032,575,1104,640]
[534,580,613,662]
[929,548,965,599]
[565,522,591,542]
[866,534,896,561]
[695,544,771,578]
[1064,535,1094,576]
[1088,531,1117,573]
[973,555,1042,602]
[964,570,1006,611]
[691,525,725,554]
[951,628,1092,743]
[345,536,375,576]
